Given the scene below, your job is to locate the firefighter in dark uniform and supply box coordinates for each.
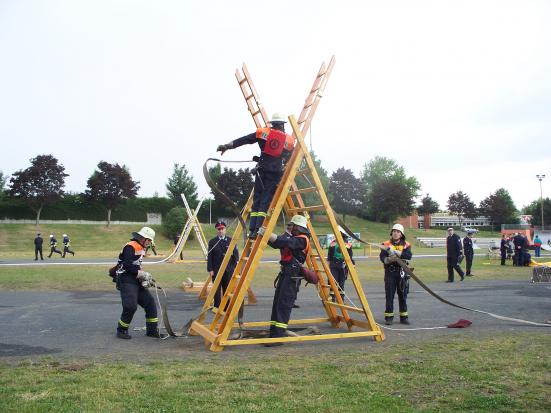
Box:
[500,234,508,265]
[34,233,44,260]
[260,214,310,345]
[207,221,239,310]
[513,232,526,266]
[47,234,62,258]
[115,227,166,339]
[217,113,295,239]
[446,228,465,282]
[327,226,355,302]
[380,224,413,325]
[62,234,75,258]
[463,231,474,276]
[282,221,301,308]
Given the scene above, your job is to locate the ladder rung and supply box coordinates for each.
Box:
[250,109,261,116]
[245,94,254,100]
[239,78,248,85]
[287,205,325,213]
[289,187,317,196]
[296,168,311,176]
[325,301,364,314]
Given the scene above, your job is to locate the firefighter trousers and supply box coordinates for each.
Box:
[269,265,301,338]
[249,169,282,232]
[62,246,75,257]
[465,252,473,275]
[212,270,232,309]
[447,257,465,281]
[48,246,62,257]
[117,278,158,333]
[384,272,408,319]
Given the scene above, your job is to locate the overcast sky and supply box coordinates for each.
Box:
[1,0,550,211]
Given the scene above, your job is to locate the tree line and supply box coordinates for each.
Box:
[0,154,548,229]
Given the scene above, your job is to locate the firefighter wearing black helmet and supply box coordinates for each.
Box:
[207,221,239,310]
[379,223,413,325]
[259,214,311,345]
[216,113,295,239]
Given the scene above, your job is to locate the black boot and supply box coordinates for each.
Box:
[116,328,131,339]
[384,317,393,325]
[400,317,410,325]
[146,323,168,339]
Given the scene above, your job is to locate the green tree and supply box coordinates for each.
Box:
[360,156,420,221]
[328,167,364,223]
[162,206,187,240]
[369,177,417,224]
[478,188,519,229]
[215,167,254,215]
[83,161,140,226]
[166,163,198,208]
[447,191,477,227]
[523,198,551,228]
[8,155,68,225]
[417,193,440,216]
[0,170,7,199]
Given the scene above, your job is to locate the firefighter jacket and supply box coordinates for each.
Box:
[63,236,71,247]
[500,238,509,252]
[463,236,473,255]
[269,234,310,266]
[34,236,43,247]
[207,236,239,276]
[379,239,412,275]
[117,239,145,278]
[446,234,463,258]
[230,128,295,173]
[513,234,527,252]
[327,240,355,267]
[49,237,58,247]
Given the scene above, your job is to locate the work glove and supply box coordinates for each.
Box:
[383,257,391,265]
[216,143,232,155]
[137,270,154,288]
[386,247,397,257]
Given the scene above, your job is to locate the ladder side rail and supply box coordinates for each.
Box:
[289,116,381,337]
[283,193,340,323]
[166,216,193,263]
[241,64,270,126]
[214,135,308,338]
[298,56,336,136]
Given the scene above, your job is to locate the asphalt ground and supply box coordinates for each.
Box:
[0,278,549,361]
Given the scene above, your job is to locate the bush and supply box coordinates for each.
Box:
[162,207,194,240]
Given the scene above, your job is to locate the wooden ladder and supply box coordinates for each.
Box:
[190,57,384,351]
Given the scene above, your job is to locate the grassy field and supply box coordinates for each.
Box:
[0,256,537,291]
[1,333,549,412]
[0,218,504,259]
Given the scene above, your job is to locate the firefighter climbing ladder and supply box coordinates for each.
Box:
[190,57,384,351]
[166,196,208,263]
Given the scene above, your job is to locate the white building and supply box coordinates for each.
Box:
[429,213,492,228]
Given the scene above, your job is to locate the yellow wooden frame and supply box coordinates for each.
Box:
[189,58,384,351]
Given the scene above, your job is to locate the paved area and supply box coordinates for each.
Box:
[0,279,549,360]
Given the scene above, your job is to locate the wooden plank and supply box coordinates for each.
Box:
[231,318,331,328]
[324,301,366,314]
[220,330,381,346]
[189,321,219,343]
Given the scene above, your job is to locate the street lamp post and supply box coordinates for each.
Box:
[536,174,545,230]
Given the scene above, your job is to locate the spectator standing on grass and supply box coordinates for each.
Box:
[34,233,44,260]
[446,228,465,282]
[513,233,525,266]
[463,231,475,276]
[533,235,542,258]
[500,234,508,266]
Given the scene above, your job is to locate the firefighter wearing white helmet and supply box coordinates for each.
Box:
[62,233,75,258]
[114,226,167,339]
[380,223,412,325]
[257,214,311,345]
[47,234,62,258]
[327,225,355,302]
[216,112,295,239]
